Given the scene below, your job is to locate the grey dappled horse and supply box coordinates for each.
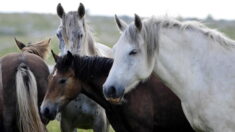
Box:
[55,3,111,132]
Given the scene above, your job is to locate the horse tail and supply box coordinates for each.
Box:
[16,63,46,132]
[0,59,4,131]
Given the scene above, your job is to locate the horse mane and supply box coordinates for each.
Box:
[56,54,113,81]
[152,17,235,47]
[23,39,50,59]
[125,16,235,60]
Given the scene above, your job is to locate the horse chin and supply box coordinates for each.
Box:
[41,114,50,125]
[57,101,67,112]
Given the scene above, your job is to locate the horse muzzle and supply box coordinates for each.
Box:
[106,97,124,104]
[40,101,58,121]
[103,84,124,104]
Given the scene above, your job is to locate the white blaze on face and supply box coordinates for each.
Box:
[52,70,58,77]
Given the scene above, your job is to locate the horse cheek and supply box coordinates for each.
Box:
[66,78,80,98]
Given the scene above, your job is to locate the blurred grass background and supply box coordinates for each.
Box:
[1,13,235,132]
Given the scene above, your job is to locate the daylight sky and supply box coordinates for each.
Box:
[0,0,234,20]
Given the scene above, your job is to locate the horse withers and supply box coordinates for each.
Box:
[41,51,194,132]
[54,3,111,132]
[0,38,50,132]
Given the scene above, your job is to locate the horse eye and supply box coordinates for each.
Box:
[28,51,33,54]
[56,32,62,38]
[129,49,138,55]
[58,78,67,84]
[56,33,59,38]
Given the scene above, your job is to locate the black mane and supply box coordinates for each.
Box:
[56,53,113,82]
[55,53,74,73]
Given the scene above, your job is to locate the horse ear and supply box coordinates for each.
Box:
[134,14,142,31]
[115,15,127,32]
[57,3,65,18]
[78,3,85,18]
[51,50,60,63]
[41,38,51,45]
[15,38,26,50]
[46,38,51,45]
[67,51,74,60]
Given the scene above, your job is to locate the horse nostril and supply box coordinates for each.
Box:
[44,107,50,115]
[104,85,116,98]
[78,33,83,38]
[110,86,116,96]
[103,85,119,98]
[41,107,50,117]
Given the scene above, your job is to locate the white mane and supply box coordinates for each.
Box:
[145,16,235,48]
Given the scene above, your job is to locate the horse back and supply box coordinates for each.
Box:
[2,53,49,103]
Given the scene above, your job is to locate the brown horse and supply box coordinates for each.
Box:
[0,38,50,132]
[41,51,194,132]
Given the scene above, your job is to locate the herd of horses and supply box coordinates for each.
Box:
[1,2,235,132]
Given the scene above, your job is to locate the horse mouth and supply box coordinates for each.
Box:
[41,114,50,125]
[106,97,123,104]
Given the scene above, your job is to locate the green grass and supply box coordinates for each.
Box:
[47,121,61,132]
[46,120,115,132]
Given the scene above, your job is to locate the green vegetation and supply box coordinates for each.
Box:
[46,120,115,132]
[1,13,235,132]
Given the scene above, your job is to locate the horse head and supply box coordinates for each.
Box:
[40,50,82,120]
[56,3,88,55]
[15,38,51,59]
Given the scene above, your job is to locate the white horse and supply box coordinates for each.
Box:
[54,3,111,132]
[103,14,235,132]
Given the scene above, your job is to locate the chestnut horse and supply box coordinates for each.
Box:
[41,51,194,132]
[0,38,50,132]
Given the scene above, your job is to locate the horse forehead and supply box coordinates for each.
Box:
[64,13,82,25]
[116,36,133,50]
[64,19,83,33]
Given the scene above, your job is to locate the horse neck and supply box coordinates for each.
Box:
[23,46,47,59]
[81,76,111,109]
[72,56,113,108]
[80,30,98,56]
[154,27,235,100]
[80,78,131,132]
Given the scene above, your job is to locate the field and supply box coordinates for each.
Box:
[1,13,235,132]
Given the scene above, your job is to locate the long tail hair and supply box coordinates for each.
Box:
[16,63,46,132]
[0,60,4,131]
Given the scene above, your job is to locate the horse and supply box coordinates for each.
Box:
[41,51,194,132]
[52,3,112,132]
[103,14,235,132]
[56,3,112,56]
[0,38,50,132]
